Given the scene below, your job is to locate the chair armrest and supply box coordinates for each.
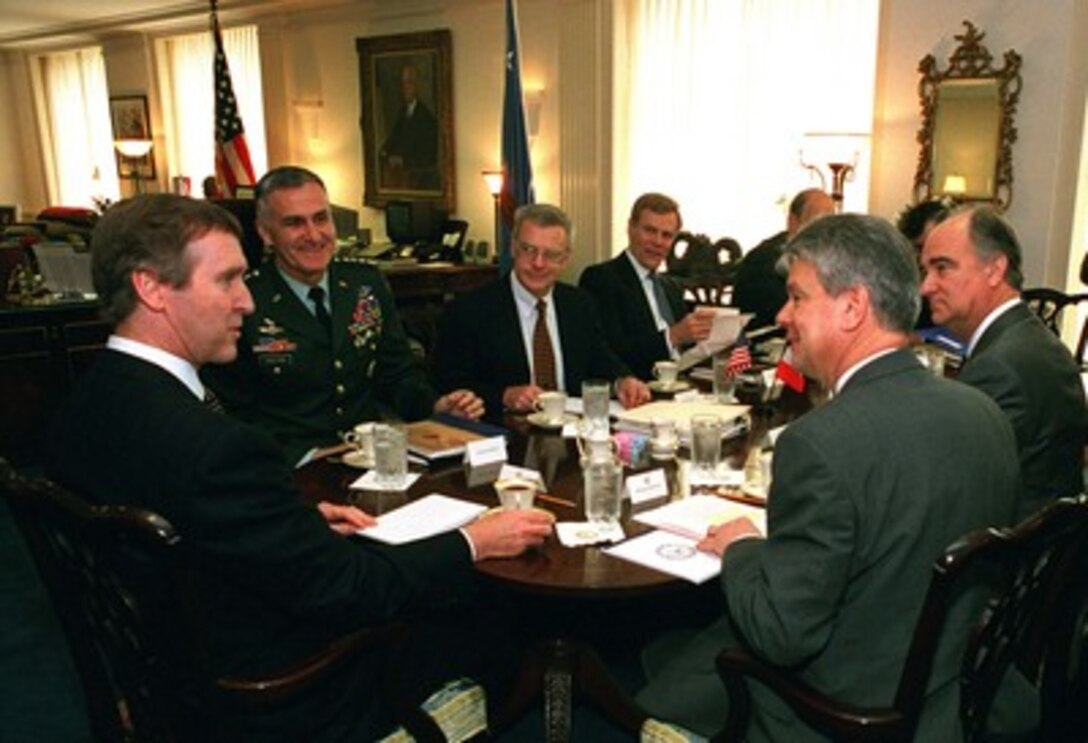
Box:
[217,623,409,705]
[714,648,907,743]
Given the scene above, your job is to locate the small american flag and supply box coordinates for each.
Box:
[726,332,752,376]
[211,3,255,197]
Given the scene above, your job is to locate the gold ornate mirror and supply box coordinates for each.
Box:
[913,21,1022,209]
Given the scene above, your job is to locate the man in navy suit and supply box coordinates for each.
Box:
[433,203,651,417]
[921,205,1087,520]
[578,193,715,380]
[46,194,554,741]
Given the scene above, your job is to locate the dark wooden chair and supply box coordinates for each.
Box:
[1022,287,1088,365]
[711,496,1088,743]
[668,231,742,310]
[0,459,444,743]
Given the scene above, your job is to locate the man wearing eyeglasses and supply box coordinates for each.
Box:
[579,192,717,380]
[432,203,651,417]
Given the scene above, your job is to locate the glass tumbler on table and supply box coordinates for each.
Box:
[373,423,408,487]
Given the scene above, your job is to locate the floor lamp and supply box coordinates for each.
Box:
[800,133,868,212]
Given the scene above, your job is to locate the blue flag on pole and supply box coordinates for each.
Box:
[499,0,535,273]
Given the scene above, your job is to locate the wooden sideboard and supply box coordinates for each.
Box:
[0,301,110,468]
[0,262,497,468]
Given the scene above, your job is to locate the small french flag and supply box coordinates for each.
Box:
[775,346,806,393]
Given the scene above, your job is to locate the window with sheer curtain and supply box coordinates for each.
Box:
[612,0,879,251]
[156,24,267,193]
[36,46,119,207]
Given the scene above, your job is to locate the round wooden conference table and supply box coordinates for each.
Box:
[293,385,812,740]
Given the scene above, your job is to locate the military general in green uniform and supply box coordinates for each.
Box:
[204,166,482,465]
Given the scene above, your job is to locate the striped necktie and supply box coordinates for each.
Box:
[533,299,557,390]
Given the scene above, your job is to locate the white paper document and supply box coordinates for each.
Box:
[355,493,486,545]
[634,494,766,540]
[677,308,752,370]
[604,530,722,584]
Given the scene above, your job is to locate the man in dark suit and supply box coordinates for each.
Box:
[578,192,716,380]
[432,203,651,417]
[921,205,1087,520]
[732,188,834,330]
[637,214,1021,740]
[380,63,439,190]
[46,193,554,741]
[204,166,482,466]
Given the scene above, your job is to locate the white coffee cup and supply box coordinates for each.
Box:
[653,360,679,387]
[534,391,567,423]
[342,422,375,458]
[494,478,538,510]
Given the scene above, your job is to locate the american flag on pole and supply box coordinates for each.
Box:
[211,1,255,197]
[726,331,753,376]
[499,0,535,274]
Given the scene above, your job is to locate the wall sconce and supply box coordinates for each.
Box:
[482,170,504,256]
[114,139,154,194]
[800,132,869,212]
[523,87,545,141]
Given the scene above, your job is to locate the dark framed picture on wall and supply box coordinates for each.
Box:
[109,95,155,179]
[356,29,455,211]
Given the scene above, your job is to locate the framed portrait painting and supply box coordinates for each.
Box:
[109,95,155,179]
[356,30,455,211]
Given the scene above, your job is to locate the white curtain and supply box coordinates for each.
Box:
[38,46,119,207]
[156,24,267,192]
[613,0,879,251]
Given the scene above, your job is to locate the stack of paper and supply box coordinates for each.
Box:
[614,399,749,443]
[354,494,486,545]
[633,494,766,539]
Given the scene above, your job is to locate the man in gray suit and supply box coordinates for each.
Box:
[921,206,1087,521]
[637,214,1020,741]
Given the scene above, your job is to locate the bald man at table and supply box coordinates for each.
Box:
[637,214,1025,741]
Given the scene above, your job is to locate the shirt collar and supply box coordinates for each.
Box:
[624,249,654,282]
[510,271,553,318]
[107,335,205,400]
[834,347,899,394]
[276,265,330,308]
[966,298,1022,357]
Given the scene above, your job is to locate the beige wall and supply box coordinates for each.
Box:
[874,0,1088,288]
[2,0,1086,289]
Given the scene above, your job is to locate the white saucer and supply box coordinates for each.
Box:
[341,450,375,469]
[527,411,577,430]
[648,379,693,394]
[742,483,768,501]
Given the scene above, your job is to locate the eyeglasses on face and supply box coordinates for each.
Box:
[515,240,569,265]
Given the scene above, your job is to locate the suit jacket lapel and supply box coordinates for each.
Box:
[498,280,532,382]
[614,253,660,328]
